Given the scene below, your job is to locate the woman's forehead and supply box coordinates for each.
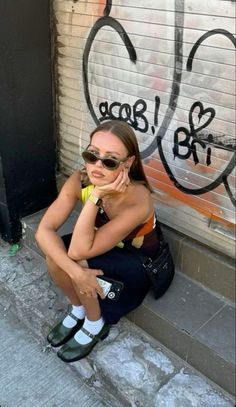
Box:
[91,130,128,154]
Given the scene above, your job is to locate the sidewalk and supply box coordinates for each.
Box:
[0,304,108,407]
[0,239,235,406]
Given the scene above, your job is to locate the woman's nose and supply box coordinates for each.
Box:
[95,159,103,168]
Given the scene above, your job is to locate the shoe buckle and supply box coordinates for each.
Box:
[80,327,95,339]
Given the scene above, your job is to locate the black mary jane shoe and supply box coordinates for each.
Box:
[57,324,110,362]
[47,312,84,348]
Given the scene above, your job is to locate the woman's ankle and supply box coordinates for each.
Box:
[62,305,86,328]
[74,316,105,344]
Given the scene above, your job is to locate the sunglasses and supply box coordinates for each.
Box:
[82,149,128,170]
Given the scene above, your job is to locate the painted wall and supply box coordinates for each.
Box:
[53,0,235,256]
[0,0,57,243]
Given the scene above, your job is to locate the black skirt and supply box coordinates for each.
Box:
[61,234,150,325]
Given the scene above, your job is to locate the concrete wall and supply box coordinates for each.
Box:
[53,0,235,257]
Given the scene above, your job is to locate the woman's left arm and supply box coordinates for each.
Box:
[68,174,150,260]
[68,202,149,260]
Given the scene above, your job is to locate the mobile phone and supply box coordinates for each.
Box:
[97,276,124,300]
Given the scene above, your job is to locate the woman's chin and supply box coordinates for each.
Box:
[89,176,108,186]
[88,171,118,186]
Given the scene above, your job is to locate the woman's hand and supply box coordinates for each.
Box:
[94,168,130,198]
[71,265,105,299]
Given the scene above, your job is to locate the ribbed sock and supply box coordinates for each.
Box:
[62,305,86,328]
[74,316,105,345]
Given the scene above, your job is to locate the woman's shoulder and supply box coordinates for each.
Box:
[66,170,81,182]
[60,171,82,198]
[71,171,95,200]
[126,183,153,217]
[130,182,152,202]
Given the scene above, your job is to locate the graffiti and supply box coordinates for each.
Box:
[82,0,184,146]
[159,28,236,203]
[196,134,236,151]
[82,0,136,126]
[82,1,236,207]
[186,29,236,73]
[98,96,160,135]
[173,101,215,166]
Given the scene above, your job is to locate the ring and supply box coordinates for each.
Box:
[79,290,85,294]
[121,181,124,184]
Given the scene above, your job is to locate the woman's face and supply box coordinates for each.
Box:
[85,130,132,185]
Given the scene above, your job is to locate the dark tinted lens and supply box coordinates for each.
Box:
[82,151,98,163]
[82,150,120,170]
[102,158,119,169]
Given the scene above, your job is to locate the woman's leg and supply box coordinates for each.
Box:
[70,259,102,321]
[56,260,110,360]
[66,260,105,346]
[71,291,105,345]
[47,256,104,346]
[46,256,102,320]
[75,292,102,321]
[46,256,87,346]
[46,256,81,305]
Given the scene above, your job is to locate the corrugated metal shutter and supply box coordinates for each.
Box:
[53,0,236,257]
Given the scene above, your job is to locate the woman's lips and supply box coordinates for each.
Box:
[91,171,104,178]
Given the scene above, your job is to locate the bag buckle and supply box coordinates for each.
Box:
[142,257,153,269]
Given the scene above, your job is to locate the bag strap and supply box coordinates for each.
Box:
[127,220,166,269]
[124,213,165,268]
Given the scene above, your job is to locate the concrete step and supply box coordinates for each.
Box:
[0,239,234,407]
[164,226,235,304]
[21,209,236,397]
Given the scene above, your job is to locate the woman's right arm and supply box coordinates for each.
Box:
[35,171,104,298]
[35,171,82,274]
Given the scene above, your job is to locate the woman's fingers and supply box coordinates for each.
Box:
[124,170,130,187]
[77,268,105,299]
[89,270,106,299]
[94,168,130,196]
[115,169,130,192]
[94,269,104,277]
[95,281,105,299]
[121,168,130,186]
[111,170,124,189]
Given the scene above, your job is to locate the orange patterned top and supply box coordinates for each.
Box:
[81,185,162,257]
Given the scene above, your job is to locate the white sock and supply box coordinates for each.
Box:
[74,316,105,345]
[62,305,86,328]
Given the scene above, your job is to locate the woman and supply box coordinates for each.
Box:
[36,120,164,363]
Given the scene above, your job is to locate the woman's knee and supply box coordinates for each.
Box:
[77,259,89,268]
[46,256,61,274]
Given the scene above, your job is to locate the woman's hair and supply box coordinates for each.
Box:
[86,120,153,192]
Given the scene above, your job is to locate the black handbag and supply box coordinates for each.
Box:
[141,241,175,299]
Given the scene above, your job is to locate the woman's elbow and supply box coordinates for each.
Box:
[35,224,49,247]
[67,248,74,259]
[68,247,87,261]
[35,226,45,248]
[68,247,79,261]
[35,228,40,244]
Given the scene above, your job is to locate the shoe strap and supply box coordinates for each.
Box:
[80,327,95,339]
[68,312,80,323]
